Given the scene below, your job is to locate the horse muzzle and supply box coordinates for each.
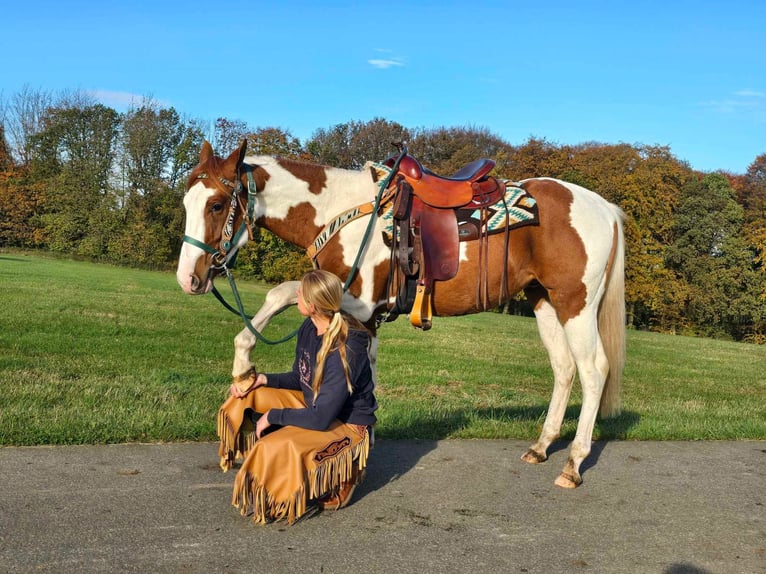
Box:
[177,269,213,295]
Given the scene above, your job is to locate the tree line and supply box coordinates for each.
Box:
[1,87,764,343]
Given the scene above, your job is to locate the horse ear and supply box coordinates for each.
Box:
[200,140,214,163]
[223,139,248,173]
[237,138,248,162]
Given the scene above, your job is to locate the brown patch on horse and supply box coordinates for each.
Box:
[431,233,526,315]
[261,202,322,249]
[521,179,588,323]
[276,158,328,195]
[511,180,588,324]
[431,179,588,323]
[314,241,358,299]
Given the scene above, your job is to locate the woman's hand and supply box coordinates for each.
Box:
[230,372,267,398]
[256,409,272,438]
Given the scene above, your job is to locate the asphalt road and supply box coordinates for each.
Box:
[1,440,763,574]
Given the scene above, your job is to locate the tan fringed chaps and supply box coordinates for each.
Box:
[217,387,370,525]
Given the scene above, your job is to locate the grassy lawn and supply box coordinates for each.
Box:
[1,252,764,445]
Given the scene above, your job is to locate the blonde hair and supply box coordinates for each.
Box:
[300,270,353,400]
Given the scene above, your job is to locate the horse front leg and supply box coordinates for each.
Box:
[521,299,577,465]
[231,281,300,380]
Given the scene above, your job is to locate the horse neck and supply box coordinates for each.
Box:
[250,156,378,249]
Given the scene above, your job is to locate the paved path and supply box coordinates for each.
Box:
[0,440,763,573]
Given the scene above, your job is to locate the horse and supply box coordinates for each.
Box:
[176,139,626,489]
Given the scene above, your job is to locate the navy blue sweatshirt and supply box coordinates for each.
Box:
[265,318,377,431]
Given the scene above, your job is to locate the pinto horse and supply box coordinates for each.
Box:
[176,140,626,489]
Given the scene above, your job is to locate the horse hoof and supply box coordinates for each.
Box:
[554,472,582,489]
[521,449,547,464]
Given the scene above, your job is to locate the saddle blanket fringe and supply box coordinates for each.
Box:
[217,387,370,524]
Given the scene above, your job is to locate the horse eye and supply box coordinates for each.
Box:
[210,203,224,214]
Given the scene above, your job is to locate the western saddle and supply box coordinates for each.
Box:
[382,147,507,330]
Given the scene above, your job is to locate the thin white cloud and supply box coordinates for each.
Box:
[702,89,766,115]
[368,58,405,69]
[87,89,168,110]
[734,89,765,98]
[368,50,405,69]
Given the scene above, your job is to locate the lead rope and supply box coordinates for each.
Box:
[219,266,300,345]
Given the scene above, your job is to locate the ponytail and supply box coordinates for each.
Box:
[299,270,354,401]
[312,311,352,400]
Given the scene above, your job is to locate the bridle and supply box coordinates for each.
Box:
[182,163,259,271]
[181,161,298,345]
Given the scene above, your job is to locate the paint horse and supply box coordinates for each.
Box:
[176,140,626,489]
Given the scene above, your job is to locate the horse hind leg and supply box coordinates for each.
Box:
[232,281,300,379]
[553,309,610,488]
[521,299,577,465]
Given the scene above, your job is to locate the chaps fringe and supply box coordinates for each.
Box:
[232,429,370,525]
[217,406,257,472]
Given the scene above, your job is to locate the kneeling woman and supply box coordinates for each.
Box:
[217,270,377,524]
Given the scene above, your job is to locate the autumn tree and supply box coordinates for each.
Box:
[504,137,568,180]
[734,155,766,270]
[3,83,764,341]
[562,144,694,330]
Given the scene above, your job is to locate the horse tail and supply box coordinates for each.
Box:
[598,206,626,418]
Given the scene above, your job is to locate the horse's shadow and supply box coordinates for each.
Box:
[354,405,640,502]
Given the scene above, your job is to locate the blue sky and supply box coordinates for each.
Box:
[2,0,764,174]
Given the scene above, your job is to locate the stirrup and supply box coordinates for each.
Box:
[410,284,433,330]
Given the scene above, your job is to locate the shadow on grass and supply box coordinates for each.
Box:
[357,406,640,500]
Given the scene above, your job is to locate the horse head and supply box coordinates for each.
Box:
[176,139,257,294]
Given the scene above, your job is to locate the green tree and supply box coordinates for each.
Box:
[307,118,410,168]
[0,85,53,166]
[213,117,249,156]
[665,173,762,339]
[116,103,205,266]
[121,104,200,195]
[30,102,120,255]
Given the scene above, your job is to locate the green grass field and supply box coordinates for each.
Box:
[1,252,765,445]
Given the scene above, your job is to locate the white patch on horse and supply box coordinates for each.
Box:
[176,182,215,293]
[558,179,622,311]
